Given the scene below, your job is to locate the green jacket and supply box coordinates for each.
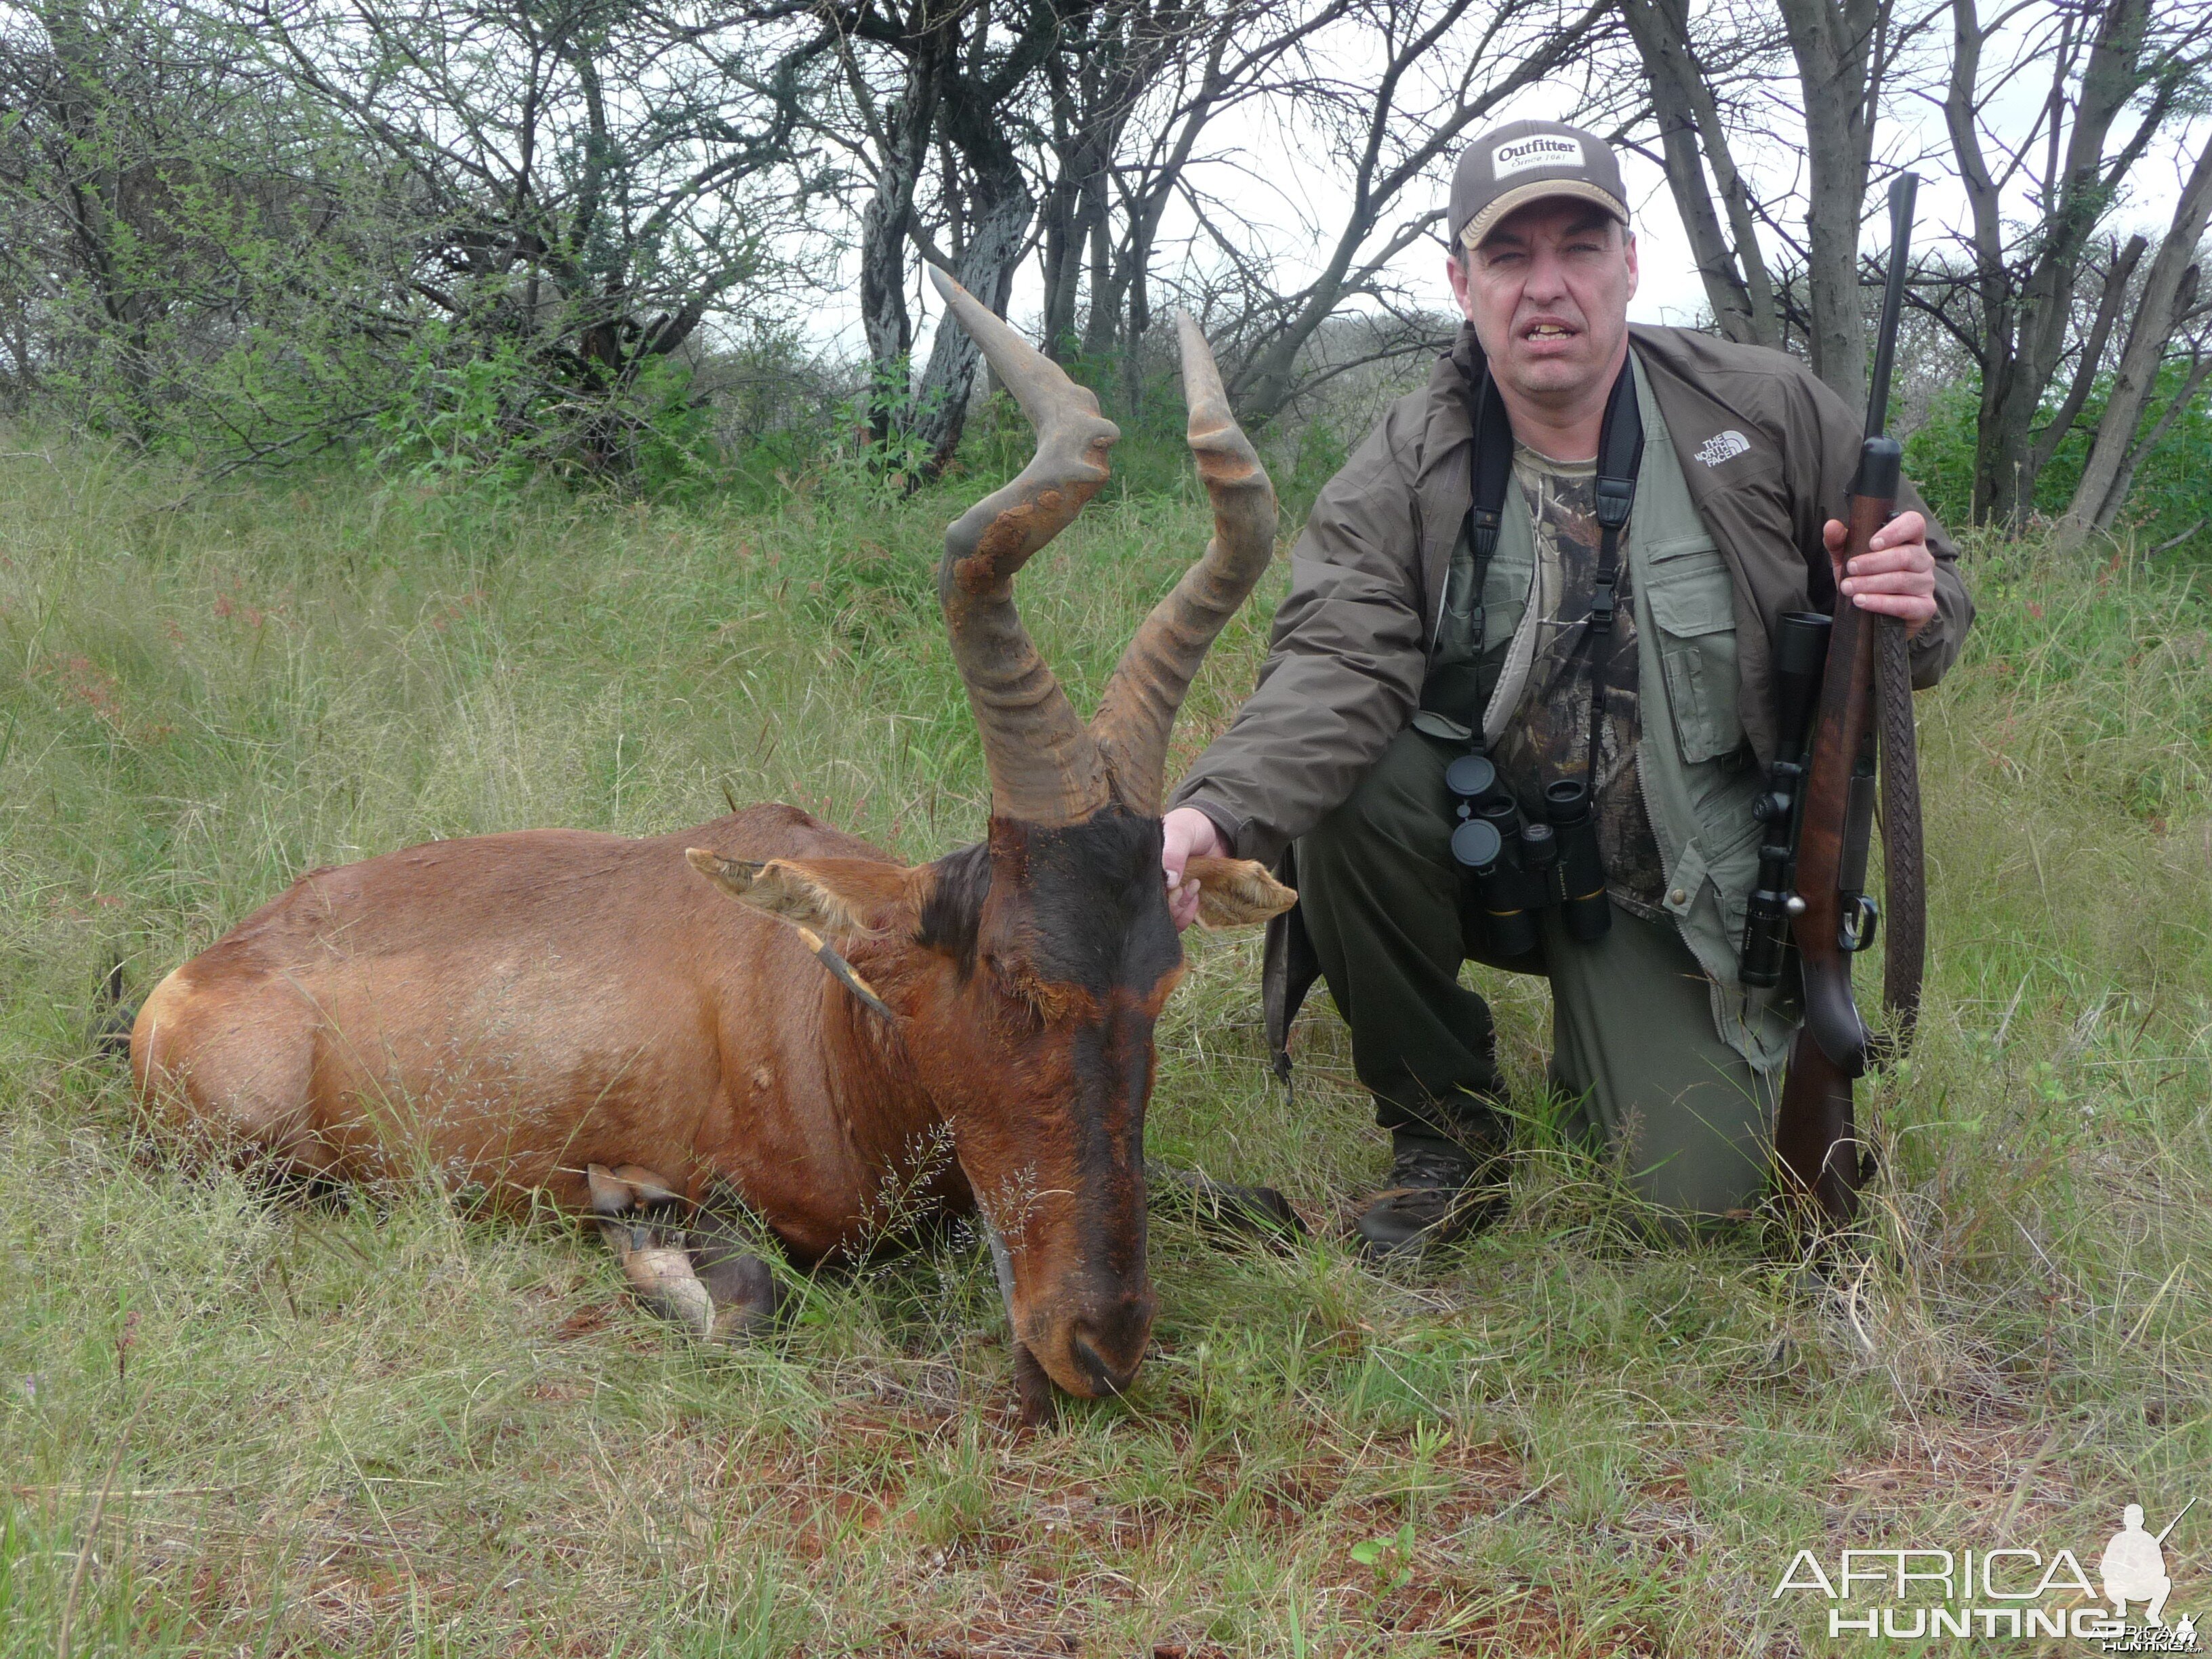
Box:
[1170,323,1975,1071]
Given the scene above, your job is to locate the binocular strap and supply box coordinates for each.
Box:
[1458,354,1645,803]
[1570,359,1645,796]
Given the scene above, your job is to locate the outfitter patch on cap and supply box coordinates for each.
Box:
[1492,132,1584,178]
[1450,119,1630,251]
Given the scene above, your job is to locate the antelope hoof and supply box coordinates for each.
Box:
[588,1162,717,1340]
[696,1246,783,1343]
[620,1246,716,1339]
[609,1163,685,1208]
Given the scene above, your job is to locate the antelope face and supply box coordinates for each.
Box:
[921,810,1179,1397]
[899,812,1292,1399]
[691,814,1288,1400]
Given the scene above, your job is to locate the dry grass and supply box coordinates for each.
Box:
[1,434,2207,1654]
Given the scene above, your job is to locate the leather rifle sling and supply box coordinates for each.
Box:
[1875,615,1925,1055]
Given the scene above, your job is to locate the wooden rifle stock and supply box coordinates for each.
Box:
[1774,477,1890,1226]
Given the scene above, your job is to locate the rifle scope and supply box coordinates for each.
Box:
[1740,611,1832,987]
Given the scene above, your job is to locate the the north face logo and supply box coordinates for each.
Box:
[1696,430,1751,468]
[1493,136,1582,179]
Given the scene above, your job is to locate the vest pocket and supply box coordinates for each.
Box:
[1644,541,1744,765]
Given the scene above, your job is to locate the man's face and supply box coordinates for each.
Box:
[1448,199,1637,411]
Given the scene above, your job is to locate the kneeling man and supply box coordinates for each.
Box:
[1163,121,1973,1251]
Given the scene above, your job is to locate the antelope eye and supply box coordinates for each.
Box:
[983,953,1053,1022]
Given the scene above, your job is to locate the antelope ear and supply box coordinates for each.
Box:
[1183,856,1296,929]
[685,850,920,940]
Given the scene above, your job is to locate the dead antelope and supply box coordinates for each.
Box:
[129,271,1294,1413]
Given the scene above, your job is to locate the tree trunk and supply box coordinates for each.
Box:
[859,85,935,441]
[1945,0,2169,527]
[1038,53,1084,359]
[1039,163,1083,358]
[912,143,1033,470]
[1618,0,1778,346]
[1079,156,1115,361]
[1774,0,1884,409]
[2028,234,2145,480]
[2093,340,2212,537]
[2060,131,2212,544]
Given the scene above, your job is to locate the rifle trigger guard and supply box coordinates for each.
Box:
[1839,894,1880,954]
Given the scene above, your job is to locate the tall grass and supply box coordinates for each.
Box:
[1,434,2207,1654]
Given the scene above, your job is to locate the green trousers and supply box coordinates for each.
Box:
[1297,727,1778,1218]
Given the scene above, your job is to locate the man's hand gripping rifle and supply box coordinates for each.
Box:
[1742,174,1928,1233]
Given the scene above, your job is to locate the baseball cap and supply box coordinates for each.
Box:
[1449,119,1631,251]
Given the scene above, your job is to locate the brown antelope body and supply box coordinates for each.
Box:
[131,275,1293,1408]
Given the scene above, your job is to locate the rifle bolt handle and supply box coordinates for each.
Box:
[1785,895,1807,916]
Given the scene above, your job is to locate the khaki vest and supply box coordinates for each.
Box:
[1413,361,1797,1073]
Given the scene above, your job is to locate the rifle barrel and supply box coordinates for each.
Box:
[2154,1495,2198,1547]
[1864,173,1919,443]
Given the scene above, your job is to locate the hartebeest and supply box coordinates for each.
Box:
[129,272,1294,1412]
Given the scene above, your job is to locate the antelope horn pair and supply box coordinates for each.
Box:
[929,267,1277,827]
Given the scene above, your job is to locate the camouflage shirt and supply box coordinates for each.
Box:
[1488,443,1668,919]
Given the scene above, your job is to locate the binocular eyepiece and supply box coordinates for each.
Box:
[1446,754,1502,869]
[1446,756,1612,958]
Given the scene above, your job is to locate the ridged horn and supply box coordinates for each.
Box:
[929,266,1116,827]
[1090,311,1278,814]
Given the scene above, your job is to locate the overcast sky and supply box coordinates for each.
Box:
[828,64,2212,369]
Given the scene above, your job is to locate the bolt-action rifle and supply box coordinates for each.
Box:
[1748,173,1927,1231]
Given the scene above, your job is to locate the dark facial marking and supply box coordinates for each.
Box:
[991,808,1182,997]
[1070,999,1153,1275]
[939,809,1175,1393]
[922,811,1183,1002]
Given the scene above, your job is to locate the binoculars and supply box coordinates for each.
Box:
[1446,754,1612,960]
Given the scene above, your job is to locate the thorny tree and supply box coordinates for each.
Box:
[227,0,830,472]
[1619,0,1942,407]
[0,0,403,451]
[816,0,1076,472]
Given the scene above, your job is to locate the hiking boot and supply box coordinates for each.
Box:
[1353,1131,1509,1257]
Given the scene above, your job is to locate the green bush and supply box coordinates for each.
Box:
[1905,365,2212,559]
[372,335,720,499]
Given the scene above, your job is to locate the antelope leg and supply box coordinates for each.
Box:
[1012,1343,1058,1429]
[586,1162,715,1340]
[1147,1163,1308,1248]
[609,1163,684,1209]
